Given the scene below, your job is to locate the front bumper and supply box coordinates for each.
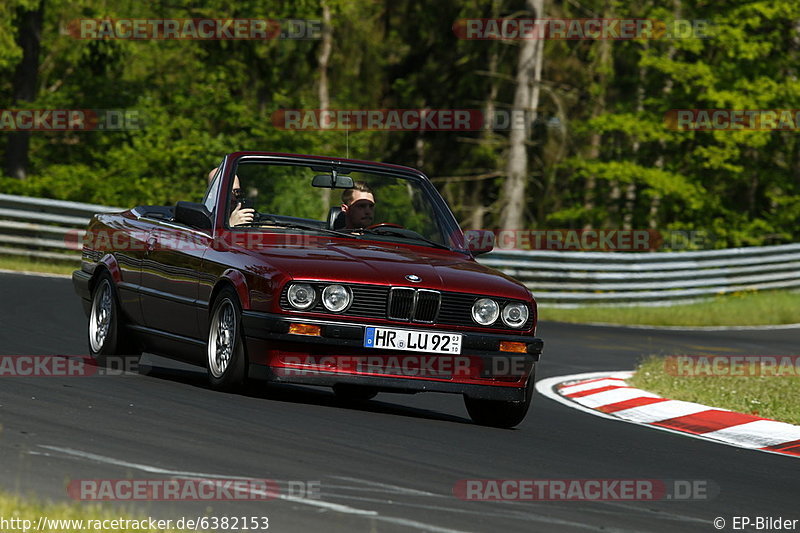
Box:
[242,311,543,401]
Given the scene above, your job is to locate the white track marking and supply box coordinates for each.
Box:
[569,388,658,409]
[323,493,645,532]
[37,446,375,516]
[40,445,241,477]
[32,444,643,531]
[702,420,800,448]
[612,401,714,424]
[324,483,710,530]
[536,372,634,421]
[331,475,438,496]
[35,445,491,530]
[558,378,627,394]
[536,371,800,458]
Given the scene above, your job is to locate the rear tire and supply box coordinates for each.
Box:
[207,287,247,391]
[464,372,534,428]
[333,384,378,401]
[88,270,141,366]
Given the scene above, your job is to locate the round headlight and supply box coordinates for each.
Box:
[322,284,351,312]
[502,302,529,328]
[471,298,499,325]
[287,283,316,310]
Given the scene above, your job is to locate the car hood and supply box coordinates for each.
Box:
[242,238,531,300]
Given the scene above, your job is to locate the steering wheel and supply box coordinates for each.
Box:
[237,212,276,227]
[367,222,404,230]
[254,212,277,224]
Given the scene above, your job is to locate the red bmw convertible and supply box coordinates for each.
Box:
[73,152,543,427]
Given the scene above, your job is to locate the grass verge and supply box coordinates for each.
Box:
[0,491,186,532]
[539,290,800,326]
[629,356,800,425]
[0,255,77,276]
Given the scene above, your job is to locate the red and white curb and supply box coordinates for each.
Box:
[535,371,800,459]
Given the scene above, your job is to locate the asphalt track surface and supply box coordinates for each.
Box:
[1,272,798,532]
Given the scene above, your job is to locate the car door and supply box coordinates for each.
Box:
[139,220,212,341]
[108,214,151,327]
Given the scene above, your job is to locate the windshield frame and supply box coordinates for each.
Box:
[218,153,469,253]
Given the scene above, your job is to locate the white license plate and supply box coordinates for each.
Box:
[364,327,462,354]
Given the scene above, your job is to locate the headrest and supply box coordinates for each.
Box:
[328,206,346,230]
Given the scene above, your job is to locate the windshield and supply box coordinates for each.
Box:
[223,158,467,252]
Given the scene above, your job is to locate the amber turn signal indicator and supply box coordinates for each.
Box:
[499,341,526,353]
[289,323,322,336]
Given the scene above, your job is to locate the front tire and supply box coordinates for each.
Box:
[207,287,247,391]
[88,270,140,366]
[464,372,534,428]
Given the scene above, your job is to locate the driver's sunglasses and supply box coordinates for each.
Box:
[232,188,244,199]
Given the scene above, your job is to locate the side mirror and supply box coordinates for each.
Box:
[312,174,354,189]
[462,229,495,255]
[174,201,212,230]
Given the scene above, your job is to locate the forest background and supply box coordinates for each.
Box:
[2,0,798,249]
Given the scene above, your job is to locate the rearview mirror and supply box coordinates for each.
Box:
[312,174,354,189]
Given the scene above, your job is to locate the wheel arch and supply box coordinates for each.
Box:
[209,269,250,313]
[90,254,121,291]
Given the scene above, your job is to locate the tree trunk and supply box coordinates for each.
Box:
[624,64,646,230]
[649,0,681,228]
[474,7,501,231]
[583,1,611,228]
[5,0,45,180]
[318,0,333,215]
[317,0,332,111]
[499,0,544,231]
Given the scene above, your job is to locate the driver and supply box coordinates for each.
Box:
[208,168,255,226]
[341,182,375,229]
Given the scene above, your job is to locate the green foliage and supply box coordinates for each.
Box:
[1,0,799,247]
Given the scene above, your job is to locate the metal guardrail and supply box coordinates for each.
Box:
[479,244,800,306]
[0,194,121,263]
[1,193,797,306]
